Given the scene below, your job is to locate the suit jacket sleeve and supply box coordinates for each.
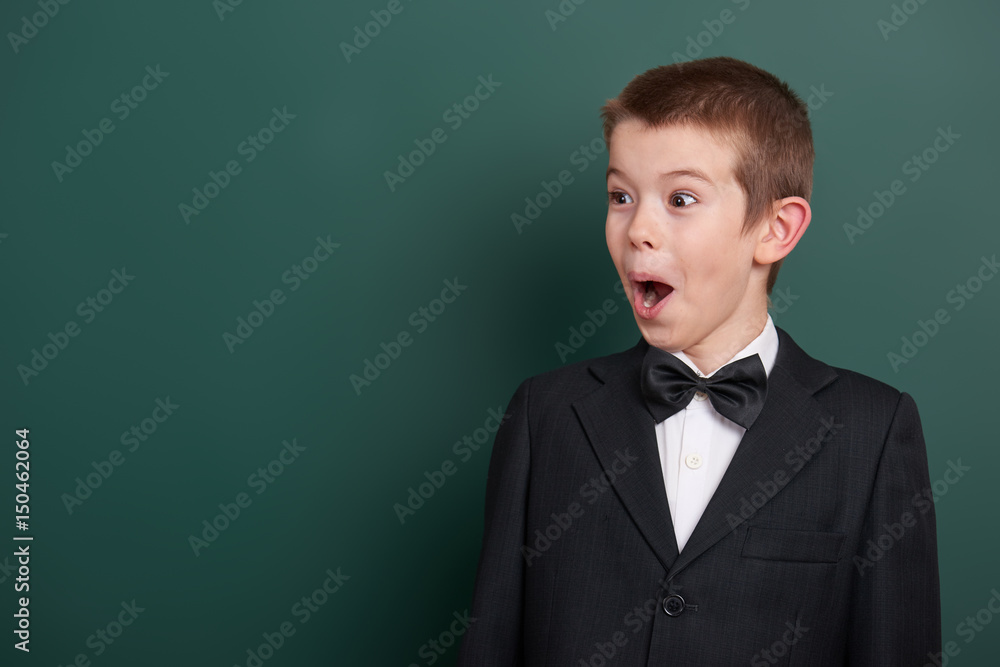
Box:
[457,377,531,666]
[848,390,941,664]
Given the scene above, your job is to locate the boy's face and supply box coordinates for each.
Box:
[605,119,769,357]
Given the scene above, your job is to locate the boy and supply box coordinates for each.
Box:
[457,57,940,665]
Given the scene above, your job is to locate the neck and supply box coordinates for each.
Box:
[683,310,768,376]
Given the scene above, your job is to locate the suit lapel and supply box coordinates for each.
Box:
[668,326,839,577]
[573,326,839,580]
[573,337,680,571]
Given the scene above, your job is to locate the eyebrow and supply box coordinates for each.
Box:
[606,166,716,187]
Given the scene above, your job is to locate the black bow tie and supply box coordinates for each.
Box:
[640,346,768,430]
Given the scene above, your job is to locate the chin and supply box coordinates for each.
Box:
[637,321,687,353]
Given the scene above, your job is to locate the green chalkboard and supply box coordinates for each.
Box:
[1,0,998,664]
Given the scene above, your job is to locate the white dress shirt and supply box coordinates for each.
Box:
[654,314,779,552]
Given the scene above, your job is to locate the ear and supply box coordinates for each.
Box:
[754,196,811,265]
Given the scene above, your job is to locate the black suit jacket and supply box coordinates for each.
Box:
[457,325,941,665]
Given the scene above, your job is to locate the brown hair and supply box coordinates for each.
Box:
[599,56,814,295]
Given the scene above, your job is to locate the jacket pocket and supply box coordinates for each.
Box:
[741,527,845,563]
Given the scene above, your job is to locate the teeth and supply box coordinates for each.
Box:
[643,281,657,308]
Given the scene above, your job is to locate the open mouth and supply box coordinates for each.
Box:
[641,280,673,308]
[625,271,674,320]
[630,276,674,319]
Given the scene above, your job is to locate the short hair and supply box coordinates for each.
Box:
[599,56,814,295]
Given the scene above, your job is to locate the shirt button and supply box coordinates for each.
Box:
[693,391,708,401]
[685,453,703,469]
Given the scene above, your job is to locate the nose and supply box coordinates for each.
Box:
[627,202,660,250]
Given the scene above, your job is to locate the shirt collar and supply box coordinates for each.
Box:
[670,313,779,379]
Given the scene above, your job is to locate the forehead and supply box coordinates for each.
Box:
[606,119,739,187]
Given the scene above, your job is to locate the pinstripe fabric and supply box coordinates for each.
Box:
[457,326,940,666]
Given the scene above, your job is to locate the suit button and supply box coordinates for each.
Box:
[662,594,685,617]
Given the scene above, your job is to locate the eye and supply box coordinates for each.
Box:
[607,190,633,206]
[670,192,697,207]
